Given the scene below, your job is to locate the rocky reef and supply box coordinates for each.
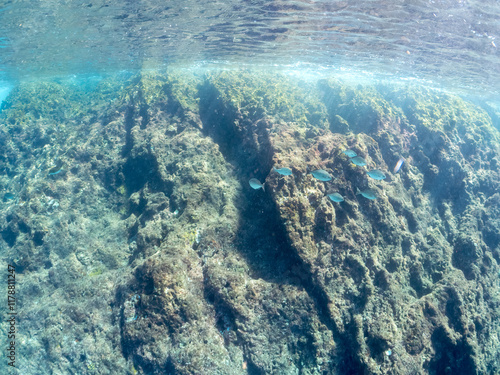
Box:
[0,70,499,374]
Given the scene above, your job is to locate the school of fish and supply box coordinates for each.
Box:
[249,148,405,204]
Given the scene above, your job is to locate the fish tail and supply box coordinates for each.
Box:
[262,183,265,192]
[356,187,361,195]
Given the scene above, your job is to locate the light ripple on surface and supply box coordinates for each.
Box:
[0,0,498,101]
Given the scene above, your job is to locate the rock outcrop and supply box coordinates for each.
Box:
[1,71,499,374]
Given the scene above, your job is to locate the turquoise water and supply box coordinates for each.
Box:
[1,0,499,102]
[1,2,500,375]
[0,84,10,103]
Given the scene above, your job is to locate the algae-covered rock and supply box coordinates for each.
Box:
[0,70,499,375]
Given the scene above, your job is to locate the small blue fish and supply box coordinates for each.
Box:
[343,149,357,158]
[356,188,377,200]
[48,161,64,176]
[310,169,332,182]
[367,170,386,180]
[393,157,405,173]
[273,167,292,176]
[48,169,63,176]
[327,193,344,203]
[249,178,265,191]
[350,156,367,167]
[3,193,15,202]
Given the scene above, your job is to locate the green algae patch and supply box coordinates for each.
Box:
[384,86,498,143]
[116,185,126,195]
[88,267,104,277]
[164,70,202,113]
[1,76,131,126]
[205,70,329,127]
[318,78,403,134]
[1,81,84,125]
[119,70,202,113]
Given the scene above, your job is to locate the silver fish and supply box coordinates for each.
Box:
[350,156,367,167]
[327,193,344,202]
[249,178,265,191]
[356,187,377,200]
[367,169,386,180]
[273,167,293,176]
[311,169,332,182]
[393,157,405,173]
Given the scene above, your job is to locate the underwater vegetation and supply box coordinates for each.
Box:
[0,70,499,375]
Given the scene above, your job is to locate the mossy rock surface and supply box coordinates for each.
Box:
[0,70,499,374]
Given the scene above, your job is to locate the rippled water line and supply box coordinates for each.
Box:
[0,0,498,103]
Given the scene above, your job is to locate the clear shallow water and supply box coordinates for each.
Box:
[0,0,499,100]
[1,3,500,373]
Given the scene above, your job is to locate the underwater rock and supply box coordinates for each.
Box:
[0,71,499,375]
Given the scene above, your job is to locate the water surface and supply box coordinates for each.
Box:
[0,0,499,102]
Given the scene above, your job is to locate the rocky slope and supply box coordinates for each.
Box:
[0,71,499,374]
